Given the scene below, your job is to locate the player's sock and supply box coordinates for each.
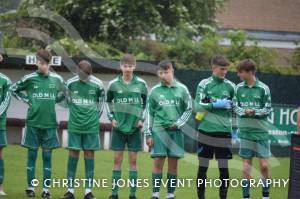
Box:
[67,156,79,188]
[152,172,162,194]
[197,166,208,199]
[42,188,49,193]
[84,157,94,190]
[42,150,52,189]
[85,188,92,195]
[167,173,177,196]
[67,188,75,194]
[0,159,4,185]
[129,170,138,197]
[242,179,251,198]
[112,170,121,195]
[219,167,229,199]
[166,192,175,198]
[27,149,38,188]
[262,178,270,198]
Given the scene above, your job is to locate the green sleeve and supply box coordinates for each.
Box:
[233,87,246,116]
[194,80,213,111]
[254,86,272,116]
[144,94,155,138]
[98,87,105,115]
[140,83,148,121]
[175,88,193,129]
[11,76,30,104]
[0,78,12,116]
[106,84,115,121]
[56,80,67,104]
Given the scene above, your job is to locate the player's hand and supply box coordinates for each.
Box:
[112,119,118,128]
[0,54,3,62]
[167,124,178,130]
[146,138,153,147]
[245,109,255,116]
[136,120,144,129]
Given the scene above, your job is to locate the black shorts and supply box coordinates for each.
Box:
[197,130,232,160]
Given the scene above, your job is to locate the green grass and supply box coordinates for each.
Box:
[1,145,289,199]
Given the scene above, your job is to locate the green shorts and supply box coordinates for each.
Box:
[0,130,7,147]
[239,138,271,159]
[67,132,100,151]
[22,126,60,149]
[151,129,184,158]
[110,129,142,152]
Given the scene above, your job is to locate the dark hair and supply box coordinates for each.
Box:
[36,49,52,64]
[211,55,229,67]
[120,54,136,65]
[237,59,256,73]
[158,60,173,70]
[78,60,92,75]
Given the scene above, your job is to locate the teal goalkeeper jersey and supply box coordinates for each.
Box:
[11,71,65,129]
[66,75,105,134]
[0,73,12,130]
[144,80,192,137]
[106,75,148,134]
[194,75,236,134]
[233,79,272,141]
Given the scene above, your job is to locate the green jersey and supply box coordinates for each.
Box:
[11,71,65,129]
[0,73,12,130]
[66,75,105,134]
[144,80,192,137]
[194,75,236,134]
[106,75,148,134]
[233,79,272,141]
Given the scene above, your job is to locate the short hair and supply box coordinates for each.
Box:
[237,59,256,73]
[36,49,52,64]
[211,55,229,67]
[158,60,173,70]
[78,60,92,75]
[120,54,136,65]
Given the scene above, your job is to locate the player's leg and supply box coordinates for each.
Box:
[108,129,126,199]
[127,130,142,199]
[41,128,60,199]
[84,150,95,199]
[217,159,229,199]
[242,159,252,199]
[22,126,39,197]
[82,133,100,199]
[128,151,138,199]
[239,138,255,199]
[215,134,232,199]
[152,157,166,199]
[0,130,7,195]
[197,157,209,199]
[60,132,81,199]
[257,140,271,199]
[166,157,179,199]
[197,132,213,199]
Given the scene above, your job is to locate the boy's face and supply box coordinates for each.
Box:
[120,62,136,76]
[37,60,49,74]
[237,70,253,81]
[157,68,174,84]
[77,67,90,81]
[212,65,228,79]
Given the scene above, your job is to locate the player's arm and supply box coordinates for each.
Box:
[106,84,115,121]
[253,86,272,116]
[140,82,148,121]
[298,101,300,134]
[10,76,30,104]
[0,77,12,116]
[175,88,193,129]
[232,87,247,116]
[144,94,155,139]
[194,80,213,111]
[56,78,67,104]
[98,86,105,116]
